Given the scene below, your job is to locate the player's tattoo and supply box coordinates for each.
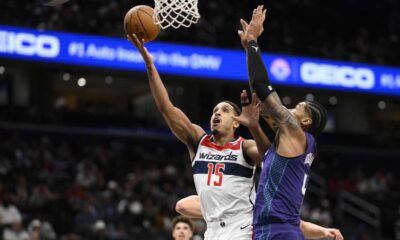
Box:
[261,92,301,131]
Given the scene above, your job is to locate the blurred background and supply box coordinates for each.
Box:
[0,0,399,239]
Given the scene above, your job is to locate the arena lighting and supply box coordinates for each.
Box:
[329,96,338,105]
[105,76,113,85]
[305,93,315,101]
[0,66,5,75]
[282,96,291,106]
[176,86,184,95]
[62,73,70,81]
[77,77,86,87]
[378,101,386,110]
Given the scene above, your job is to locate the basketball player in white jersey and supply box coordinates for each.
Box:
[127,33,341,240]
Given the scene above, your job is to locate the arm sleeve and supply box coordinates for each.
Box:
[247,41,275,101]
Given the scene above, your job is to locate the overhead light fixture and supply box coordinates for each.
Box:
[377,101,386,110]
[77,77,86,87]
[105,76,113,85]
[305,93,314,101]
[329,96,338,105]
[62,73,71,81]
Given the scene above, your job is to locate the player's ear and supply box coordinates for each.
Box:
[233,118,240,129]
[301,117,312,128]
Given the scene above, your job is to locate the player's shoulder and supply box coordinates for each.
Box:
[188,124,206,149]
[192,124,206,140]
[201,133,212,142]
[242,138,256,148]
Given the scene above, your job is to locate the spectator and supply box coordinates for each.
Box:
[3,219,29,240]
[29,179,58,207]
[92,220,108,240]
[0,195,22,227]
[76,162,98,189]
[27,219,41,240]
[74,202,98,237]
[171,216,194,240]
[28,219,57,240]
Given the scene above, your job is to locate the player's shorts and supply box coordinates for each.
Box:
[253,223,304,240]
[204,213,253,240]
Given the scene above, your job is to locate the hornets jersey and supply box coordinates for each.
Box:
[253,132,316,240]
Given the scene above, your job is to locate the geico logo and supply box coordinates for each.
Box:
[300,62,375,89]
[0,31,60,58]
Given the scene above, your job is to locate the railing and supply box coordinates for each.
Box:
[338,191,381,239]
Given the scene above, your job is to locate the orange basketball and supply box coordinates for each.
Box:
[124,5,161,43]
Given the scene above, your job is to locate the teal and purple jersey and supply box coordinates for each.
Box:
[253,132,316,240]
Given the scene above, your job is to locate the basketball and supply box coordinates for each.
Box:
[124,5,160,43]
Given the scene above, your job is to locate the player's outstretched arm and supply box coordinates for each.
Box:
[240,6,306,158]
[233,90,271,165]
[127,34,204,153]
[175,195,203,219]
[300,221,344,240]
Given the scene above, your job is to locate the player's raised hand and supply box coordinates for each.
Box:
[127,33,153,66]
[238,18,249,49]
[232,90,260,129]
[246,5,267,42]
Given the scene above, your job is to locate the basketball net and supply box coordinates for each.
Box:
[153,0,200,29]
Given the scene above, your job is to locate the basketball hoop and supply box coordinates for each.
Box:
[153,0,200,29]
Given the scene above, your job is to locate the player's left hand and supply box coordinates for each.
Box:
[238,18,249,49]
[127,33,153,66]
[245,5,267,42]
[232,90,260,129]
[322,228,344,240]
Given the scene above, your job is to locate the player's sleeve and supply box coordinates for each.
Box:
[247,41,275,101]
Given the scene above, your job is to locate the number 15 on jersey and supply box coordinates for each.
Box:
[207,163,225,186]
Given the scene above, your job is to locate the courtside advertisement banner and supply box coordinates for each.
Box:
[1,25,400,96]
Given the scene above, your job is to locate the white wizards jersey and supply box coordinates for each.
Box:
[192,134,256,223]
